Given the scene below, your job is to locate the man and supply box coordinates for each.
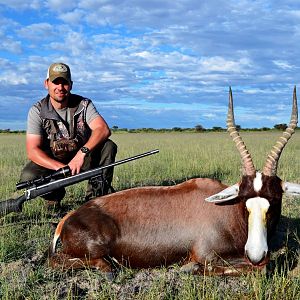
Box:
[20,62,117,208]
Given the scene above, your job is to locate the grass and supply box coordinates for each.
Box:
[0,131,299,299]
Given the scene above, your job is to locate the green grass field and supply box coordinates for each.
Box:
[0,132,299,299]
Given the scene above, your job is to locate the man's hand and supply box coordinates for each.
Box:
[68,151,86,175]
[68,115,111,175]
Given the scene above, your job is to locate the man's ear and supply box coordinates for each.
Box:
[44,79,49,89]
[69,81,73,91]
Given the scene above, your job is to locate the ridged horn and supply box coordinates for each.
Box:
[263,86,298,176]
[227,87,256,176]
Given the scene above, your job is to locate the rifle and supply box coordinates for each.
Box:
[0,149,159,217]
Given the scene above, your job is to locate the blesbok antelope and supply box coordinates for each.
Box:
[49,88,300,275]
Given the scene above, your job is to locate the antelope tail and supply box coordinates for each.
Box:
[50,211,76,255]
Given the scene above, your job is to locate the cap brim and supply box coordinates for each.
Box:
[49,75,71,83]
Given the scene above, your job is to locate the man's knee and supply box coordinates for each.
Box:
[20,162,45,182]
[101,139,118,158]
[20,162,66,202]
[20,168,35,182]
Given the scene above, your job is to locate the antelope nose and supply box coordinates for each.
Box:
[245,250,268,266]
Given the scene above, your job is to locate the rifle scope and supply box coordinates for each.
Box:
[16,166,71,190]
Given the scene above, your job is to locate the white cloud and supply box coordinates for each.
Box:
[17,23,54,41]
[46,0,77,12]
[283,9,300,18]
[0,37,22,54]
[0,0,42,10]
[58,9,85,25]
[49,31,93,56]
[199,56,252,73]
[0,71,28,85]
[272,60,294,70]
[99,72,125,82]
[134,51,152,59]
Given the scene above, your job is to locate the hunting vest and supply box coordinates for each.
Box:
[36,94,92,162]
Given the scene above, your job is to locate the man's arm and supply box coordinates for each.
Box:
[26,134,66,170]
[68,115,111,175]
[26,105,65,170]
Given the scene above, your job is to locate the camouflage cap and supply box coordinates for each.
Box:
[46,62,72,83]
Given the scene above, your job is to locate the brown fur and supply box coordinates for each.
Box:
[49,178,262,274]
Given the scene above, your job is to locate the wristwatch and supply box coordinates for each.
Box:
[80,146,90,155]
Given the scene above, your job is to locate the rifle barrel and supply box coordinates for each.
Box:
[27,149,159,199]
[0,149,159,217]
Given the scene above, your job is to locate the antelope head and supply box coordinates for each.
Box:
[206,87,300,266]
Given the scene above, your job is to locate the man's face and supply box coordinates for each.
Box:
[44,77,72,104]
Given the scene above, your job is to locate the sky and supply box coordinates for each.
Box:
[0,1,299,130]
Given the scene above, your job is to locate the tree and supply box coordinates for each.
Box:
[195,124,205,132]
[172,127,182,132]
[274,123,287,130]
[211,126,225,132]
[0,129,10,133]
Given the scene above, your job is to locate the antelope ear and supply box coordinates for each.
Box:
[283,182,300,196]
[205,184,240,203]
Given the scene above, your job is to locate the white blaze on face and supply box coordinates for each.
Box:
[245,197,270,265]
[253,172,263,192]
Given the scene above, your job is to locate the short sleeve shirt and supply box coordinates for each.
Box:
[27,96,101,135]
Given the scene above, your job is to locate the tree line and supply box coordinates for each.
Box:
[0,123,298,134]
[110,123,298,133]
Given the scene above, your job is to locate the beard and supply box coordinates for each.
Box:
[52,91,70,103]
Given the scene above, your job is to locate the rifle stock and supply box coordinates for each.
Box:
[0,149,159,217]
[0,195,26,217]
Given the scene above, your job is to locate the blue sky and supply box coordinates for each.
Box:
[0,1,299,130]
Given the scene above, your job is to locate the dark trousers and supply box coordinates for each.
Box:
[19,139,117,202]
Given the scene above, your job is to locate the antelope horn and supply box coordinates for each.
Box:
[263,86,298,176]
[227,87,256,176]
